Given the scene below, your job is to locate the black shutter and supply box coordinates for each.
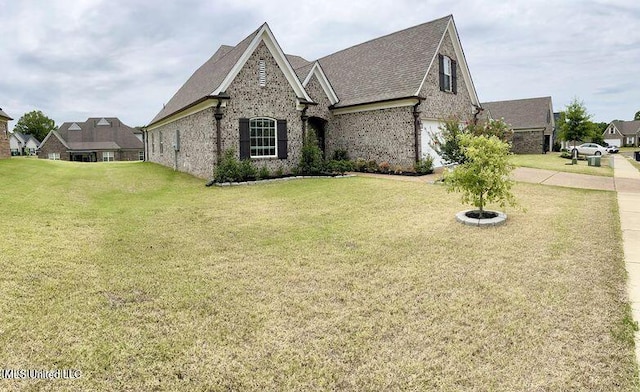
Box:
[239,118,250,159]
[277,119,288,159]
[451,59,457,94]
[438,54,445,92]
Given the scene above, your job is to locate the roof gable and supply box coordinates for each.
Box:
[150,23,312,126]
[315,15,478,108]
[302,62,339,105]
[416,17,479,106]
[211,23,311,101]
[610,120,640,136]
[40,130,70,149]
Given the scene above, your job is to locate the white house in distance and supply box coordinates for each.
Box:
[9,131,40,156]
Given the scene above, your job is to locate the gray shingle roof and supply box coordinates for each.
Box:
[57,117,142,150]
[150,28,261,125]
[315,15,452,108]
[612,120,640,136]
[481,97,554,135]
[0,108,13,121]
[150,16,458,123]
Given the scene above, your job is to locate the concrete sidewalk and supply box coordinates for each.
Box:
[614,155,640,362]
[511,166,616,191]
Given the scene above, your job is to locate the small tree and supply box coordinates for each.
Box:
[13,110,57,141]
[297,130,324,175]
[634,110,640,121]
[444,132,516,218]
[558,98,592,152]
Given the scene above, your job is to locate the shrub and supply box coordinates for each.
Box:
[378,161,390,174]
[239,159,257,180]
[214,149,241,183]
[414,156,434,175]
[366,160,378,173]
[392,165,404,174]
[332,149,349,161]
[257,165,270,180]
[327,160,354,175]
[354,158,367,172]
[275,166,284,177]
[298,131,325,175]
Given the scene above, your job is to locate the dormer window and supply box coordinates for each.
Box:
[258,59,266,87]
[438,54,457,94]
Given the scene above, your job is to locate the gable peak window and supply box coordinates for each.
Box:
[258,59,266,87]
[438,54,457,94]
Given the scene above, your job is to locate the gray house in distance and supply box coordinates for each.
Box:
[603,120,640,147]
[39,117,143,162]
[481,96,555,154]
[145,15,481,178]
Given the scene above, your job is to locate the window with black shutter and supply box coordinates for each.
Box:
[439,54,456,94]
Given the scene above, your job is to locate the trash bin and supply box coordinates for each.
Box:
[635,151,640,161]
[587,156,601,167]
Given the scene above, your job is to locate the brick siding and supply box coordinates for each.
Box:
[0,121,10,159]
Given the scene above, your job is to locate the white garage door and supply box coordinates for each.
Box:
[420,120,445,168]
[604,139,621,147]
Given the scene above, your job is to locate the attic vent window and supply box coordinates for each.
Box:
[69,123,81,130]
[97,118,110,126]
[258,59,266,87]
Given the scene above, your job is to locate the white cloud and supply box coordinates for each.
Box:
[0,0,638,127]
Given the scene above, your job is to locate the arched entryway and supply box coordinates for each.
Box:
[308,117,327,159]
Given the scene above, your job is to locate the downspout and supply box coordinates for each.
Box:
[413,102,421,163]
[301,106,309,142]
[214,102,224,164]
[472,104,484,126]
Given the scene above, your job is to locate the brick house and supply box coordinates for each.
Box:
[146,15,481,178]
[603,120,640,147]
[480,97,555,154]
[0,108,12,159]
[39,117,143,162]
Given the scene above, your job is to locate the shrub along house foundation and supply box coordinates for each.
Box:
[145,15,481,178]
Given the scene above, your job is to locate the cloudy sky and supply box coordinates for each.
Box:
[1,0,638,129]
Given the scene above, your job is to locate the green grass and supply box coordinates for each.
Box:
[0,158,637,391]
[510,153,614,177]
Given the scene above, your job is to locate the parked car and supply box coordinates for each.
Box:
[606,145,619,153]
[571,143,608,156]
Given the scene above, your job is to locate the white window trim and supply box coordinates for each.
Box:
[249,117,277,158]
[103,151,115,162]
[48,152,60,160]
[443,55,452,93]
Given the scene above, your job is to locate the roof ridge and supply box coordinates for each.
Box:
[316,15,452,61]
[482,96,551,104]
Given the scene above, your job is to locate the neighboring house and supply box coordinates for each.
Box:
[480,97,555,154]
[0,108,11,159]
[145,15,481,177]
[9,131,40,156]
[39,117,143,162]
[603,120,640,147]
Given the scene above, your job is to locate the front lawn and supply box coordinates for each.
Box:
[510,153,614,177]
[0,158,636,391]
